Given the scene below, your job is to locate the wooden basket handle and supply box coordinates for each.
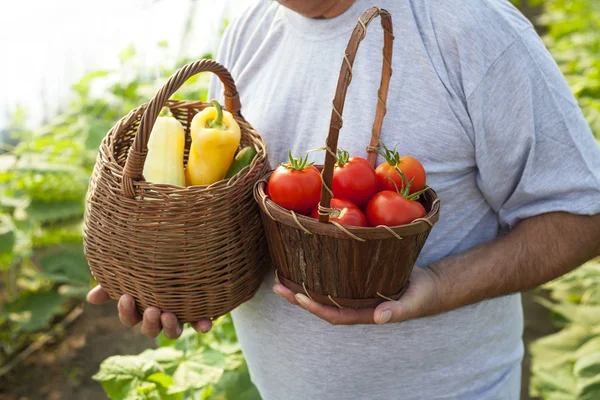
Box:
[319,7,394,223]
[122,59,241,198]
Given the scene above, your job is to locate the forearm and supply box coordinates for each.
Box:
[430,212,600,313]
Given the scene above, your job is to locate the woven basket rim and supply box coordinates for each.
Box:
[254,168,440,240]
[99,99,268,195]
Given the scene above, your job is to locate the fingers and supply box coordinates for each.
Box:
[161,313,183,339]
[191,320,213,334]
[294,293,375,325]
[140,307,162,338]
[374,301,408,324]
[87,285,112,304]
[273,283,299,305]
[117,294,142,328]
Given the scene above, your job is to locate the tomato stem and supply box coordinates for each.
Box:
[407,186,430,201]
[375,141,401,166]
[336,149,350,167]
[394,166,412,197]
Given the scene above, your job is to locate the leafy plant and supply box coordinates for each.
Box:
[530,259,600,399]
[93,316,259,400]
[0,41,212,368]
[536,0,600,138]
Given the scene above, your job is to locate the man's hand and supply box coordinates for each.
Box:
[87,286,213,339]
[273,212,600,326]
[273,266,445,325]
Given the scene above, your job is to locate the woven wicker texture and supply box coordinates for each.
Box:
[254,7,441,309]
[84,59,270,322]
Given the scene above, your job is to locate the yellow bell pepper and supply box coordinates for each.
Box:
[185,100,241,186]
[142,110,186,186]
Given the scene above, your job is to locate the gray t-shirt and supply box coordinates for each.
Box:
[208,1,600,399]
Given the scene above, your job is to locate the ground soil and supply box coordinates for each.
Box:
[0,291,556,400]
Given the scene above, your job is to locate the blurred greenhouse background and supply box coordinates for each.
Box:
[0,0,599,399]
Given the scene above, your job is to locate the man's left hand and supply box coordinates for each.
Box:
[272,266,446,325]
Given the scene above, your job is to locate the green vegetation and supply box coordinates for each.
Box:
[93,316,259,400]
[0,43,211,369]
[530,260,600,400]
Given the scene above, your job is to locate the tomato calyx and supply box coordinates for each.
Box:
[282,151,314,171]
[375,141,401,167]
[392,167,429,201]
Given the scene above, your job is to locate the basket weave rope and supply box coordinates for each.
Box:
[254,7,441,309]
[84,59,270,322]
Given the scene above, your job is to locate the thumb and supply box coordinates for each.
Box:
[87,285,112,304]
[374,299,414,325]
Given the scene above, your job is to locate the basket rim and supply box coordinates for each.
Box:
[97,99,269,195]
[253,168,440,240]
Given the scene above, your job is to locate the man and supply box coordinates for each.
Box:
[88,0,600,398]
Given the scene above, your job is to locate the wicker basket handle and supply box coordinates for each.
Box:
[122,59,241,198]
[318,7,394,223]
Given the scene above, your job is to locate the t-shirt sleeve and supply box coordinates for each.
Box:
[467,28,600,231]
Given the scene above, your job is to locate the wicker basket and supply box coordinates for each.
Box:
[253,7,440,309]
[83,59,270,322]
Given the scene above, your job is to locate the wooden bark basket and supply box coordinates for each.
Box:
[254,7,440,309]
[83,59,270,322]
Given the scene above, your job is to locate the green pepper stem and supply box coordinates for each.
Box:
[159,107,173,118]
[208,99,226,129]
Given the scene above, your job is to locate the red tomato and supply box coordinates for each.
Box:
[331,154,378,208]
[374,142,426,194]
[366,191,426,227]
[309,198,367,227]
[268,155,322,215]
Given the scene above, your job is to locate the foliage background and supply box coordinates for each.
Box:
[0,0,598,399]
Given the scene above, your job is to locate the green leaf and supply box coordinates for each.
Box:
[35,244,91,285]
[120,44,136,63]
[530,325,595,367]
[574,351,600,378]
[168,348,226,393]
[537,297,600,327]
[530,363,577,398]
[58,283,90,300]
[3,289,66,331]
[92,356,165,400]
[575,336,600,359]
[72,70,113,98]
[0,214,16,255]
[84,118,114,151]
[210,362,260,400]
[25,199,84,223]
[140,347,184,375]
[577,375,600,400]
[157,40,169,48]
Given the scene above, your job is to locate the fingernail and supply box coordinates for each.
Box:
[295,293,309,308]
[123,296,134,309]
[273,286,283,296]
[146,309,159,324]
[163,317,173,329]
[378,310,392,324]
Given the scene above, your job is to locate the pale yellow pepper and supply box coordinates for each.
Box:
[185,100,241,186]
[142,110,186,186]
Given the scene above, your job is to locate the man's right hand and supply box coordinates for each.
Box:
[87,285,213,339]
